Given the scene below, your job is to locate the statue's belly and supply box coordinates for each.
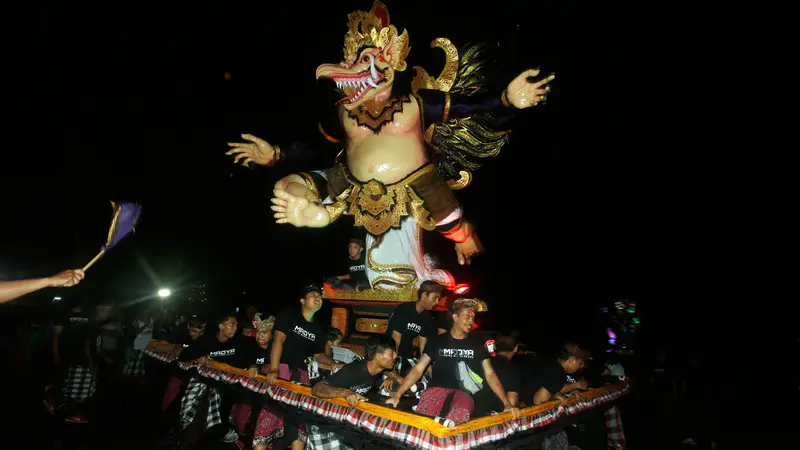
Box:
[347,134,428,184]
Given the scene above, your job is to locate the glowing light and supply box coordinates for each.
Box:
[158,289,171,298]
[453,284,470,295]
[224,72,232,81]
[53,297,61,301]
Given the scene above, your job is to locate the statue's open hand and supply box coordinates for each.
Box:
[506,69,555,109]
[271,188,331,228]
[454,233,484,266]
[226,134,279,167]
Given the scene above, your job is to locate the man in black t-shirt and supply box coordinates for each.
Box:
[327,238,370,291]
[516,344,588,406]
[177,312,242,443]
[386,280,441,369]
[151,315,207,356]
[178,313,242,364]
[386,299,519,425]
[312,335,398,406]
[473,330,523,415]
[265,284,339,385]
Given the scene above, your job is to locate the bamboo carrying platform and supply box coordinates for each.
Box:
[144,344,629,449]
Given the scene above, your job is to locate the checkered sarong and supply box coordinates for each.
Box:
[604,405,626,448]
[122,350,147,378]
[307,424,354,450]
[180,376,223,430]
[62,364,96,403]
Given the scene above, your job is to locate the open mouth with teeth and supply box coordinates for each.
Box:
[317,54,388,105]
[333,69,386,104]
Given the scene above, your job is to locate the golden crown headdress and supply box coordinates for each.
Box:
[343,1,410,71]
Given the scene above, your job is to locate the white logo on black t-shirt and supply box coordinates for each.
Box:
[293,325,316,341]
[256,357,265,364]
[209,348,235,358]
[407,322,421,333]
[441,348,474,358]
[69,317,89,324]
[351,385,371,395]
[350,264,365,272]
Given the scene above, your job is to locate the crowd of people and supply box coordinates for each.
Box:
[27,279,634,450]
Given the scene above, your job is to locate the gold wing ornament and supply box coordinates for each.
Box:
[412,39,514,191]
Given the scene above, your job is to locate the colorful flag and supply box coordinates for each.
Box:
[103,202,142,251]
[83,202,142,272]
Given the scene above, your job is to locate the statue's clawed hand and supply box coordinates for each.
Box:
[271,189,331,228]
[506,69,555,109]
[226,134,279,167]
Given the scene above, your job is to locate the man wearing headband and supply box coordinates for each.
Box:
[386,298,519,425]
[232,313,276,377]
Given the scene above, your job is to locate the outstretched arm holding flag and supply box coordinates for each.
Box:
[0,269,85,304]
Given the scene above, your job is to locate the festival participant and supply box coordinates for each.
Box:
[517,344,588,406]
[385,298,519,425]
[151,315,207,412]
[0,268,84,304]
[307,335,398,449]
[386,280,441,374]
[472,330,522,416]
[121,308,153,381]
[178,312,242,444]
[227,1,554,290]
[229,315,275,437]
[49,296,95,422]
[313,334,397,405]
[327,238,370,291]
[324,326,344,358]
[265,284,337,385]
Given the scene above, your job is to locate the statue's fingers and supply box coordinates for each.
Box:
[225,148,244,156]
[521,68,541,81]
[241,133,265,144]
[270,197,287,207]
[227,142,253,149]
[276,218,289,224]
[273,189,293,201]
[532,73,556,87]
[273,212,286,219]
[233,153,250,163]
[243,157,253,167]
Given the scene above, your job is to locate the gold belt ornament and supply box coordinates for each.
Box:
[337,165,437,236]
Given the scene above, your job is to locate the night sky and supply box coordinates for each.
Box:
[0,2,728,348]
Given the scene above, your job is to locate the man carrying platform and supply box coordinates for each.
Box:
[310,335,399,449]
[386,280,442,374]
[385,298,519,425]
[265,284,340,385]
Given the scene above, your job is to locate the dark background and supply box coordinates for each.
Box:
[0,1,729,351]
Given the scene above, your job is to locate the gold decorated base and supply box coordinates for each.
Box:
[322,283,417,302]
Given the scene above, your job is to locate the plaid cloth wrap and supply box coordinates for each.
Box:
[143,347,632,450]
[62,364,97,403]
[122,349,147,378]
[180,376,224,430]
[604,405,626,448]
[307,424,355,450]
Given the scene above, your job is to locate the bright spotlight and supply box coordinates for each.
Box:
[158,289,171,298]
